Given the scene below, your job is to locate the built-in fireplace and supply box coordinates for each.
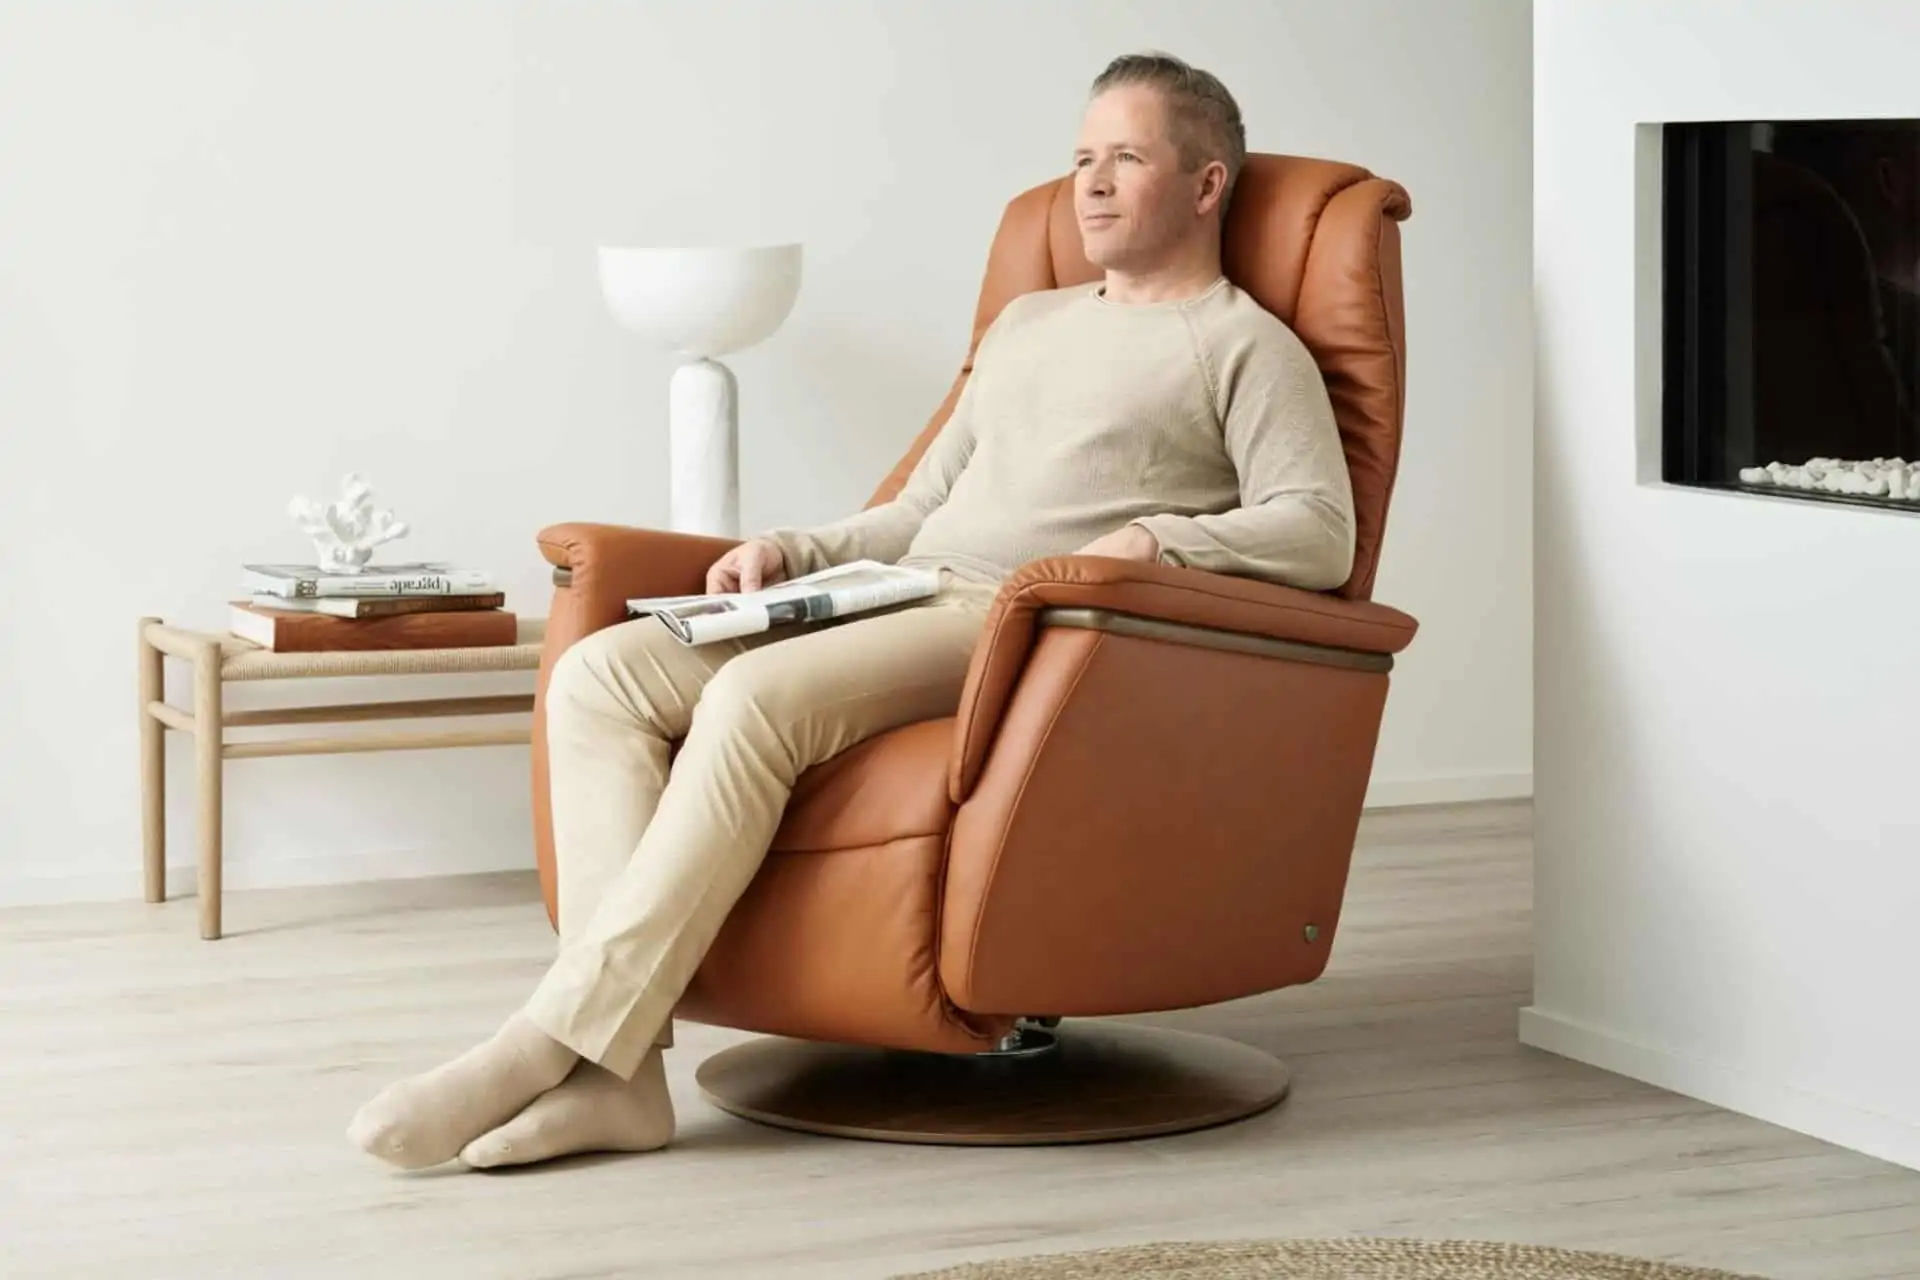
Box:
[1663,119,1920,510]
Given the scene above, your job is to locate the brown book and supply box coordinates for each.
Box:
[228,601,519,652]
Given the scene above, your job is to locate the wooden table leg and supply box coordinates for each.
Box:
[194,639,224,940]
[138,617,166,904]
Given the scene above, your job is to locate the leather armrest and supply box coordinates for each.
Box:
[949,554,1418,802]
[537,521,741,635]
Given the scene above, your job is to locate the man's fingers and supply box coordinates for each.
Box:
[711,542,778,594]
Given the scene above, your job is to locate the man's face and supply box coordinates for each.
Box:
[1073,85,1215,272]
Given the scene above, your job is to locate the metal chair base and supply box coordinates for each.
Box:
[694,1019,1291,1146]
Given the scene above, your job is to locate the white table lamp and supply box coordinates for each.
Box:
[597,243,803,538]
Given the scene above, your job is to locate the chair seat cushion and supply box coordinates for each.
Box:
[771,715,957,852]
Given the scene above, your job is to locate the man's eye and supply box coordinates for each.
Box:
[1120,153,1139,162]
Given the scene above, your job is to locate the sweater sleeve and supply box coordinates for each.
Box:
[756,362,984,578]
[1129,322,1357,591]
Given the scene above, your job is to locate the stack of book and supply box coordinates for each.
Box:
[229,562,515,652]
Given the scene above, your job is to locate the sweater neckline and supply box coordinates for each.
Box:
[1088,275,1229,310]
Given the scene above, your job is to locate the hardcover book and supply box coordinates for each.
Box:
[241,562,496,599]
[228,602,518,652]
[245,592,507,618]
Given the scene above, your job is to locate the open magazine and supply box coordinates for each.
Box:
[627,560,942,646]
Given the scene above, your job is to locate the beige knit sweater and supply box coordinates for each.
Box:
[760,276,1356,592]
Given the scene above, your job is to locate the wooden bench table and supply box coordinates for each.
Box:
[137,615,547,939]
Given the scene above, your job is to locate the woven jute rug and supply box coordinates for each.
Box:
[891,1238,1771,1279]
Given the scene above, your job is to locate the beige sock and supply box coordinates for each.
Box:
[348,1011,578,1170]
[458,1049,676,1169]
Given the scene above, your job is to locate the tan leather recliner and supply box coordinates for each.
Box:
[530,153,1417,1135]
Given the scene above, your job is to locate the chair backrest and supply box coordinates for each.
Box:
[866,153,1412,601]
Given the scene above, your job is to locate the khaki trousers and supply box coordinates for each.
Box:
[523,576,1000,1078]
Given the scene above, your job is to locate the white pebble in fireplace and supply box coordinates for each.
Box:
[1736,457,1920,501]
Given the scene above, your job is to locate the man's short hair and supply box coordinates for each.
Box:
[1089,51,1247,205]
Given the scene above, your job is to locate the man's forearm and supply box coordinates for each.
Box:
[757,500,929,577]
[1131,495,1355,592]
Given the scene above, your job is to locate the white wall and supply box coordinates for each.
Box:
[0,0,1531,906]
[1528,0,1920,1171]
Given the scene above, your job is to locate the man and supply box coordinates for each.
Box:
[348,50,1355,1172]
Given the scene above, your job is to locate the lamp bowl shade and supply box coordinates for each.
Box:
[597,243,803,358]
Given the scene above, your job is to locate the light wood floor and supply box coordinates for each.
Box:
[3,800,1916,1280]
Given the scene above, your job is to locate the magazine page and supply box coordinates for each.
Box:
[627,560,940,645]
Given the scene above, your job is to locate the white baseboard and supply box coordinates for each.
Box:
[1363,770,1532,809]
[1518,1006,1920,1173]
[0,843,535,908]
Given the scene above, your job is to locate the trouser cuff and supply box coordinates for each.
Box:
[524,946,677,1078]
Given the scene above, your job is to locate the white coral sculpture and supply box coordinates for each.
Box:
[286,472,412,573]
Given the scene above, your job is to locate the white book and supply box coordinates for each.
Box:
[241,562,496,600]
[627,560,941,645]
[244,592,506,618]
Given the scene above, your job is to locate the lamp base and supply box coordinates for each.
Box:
[668,357,740,538]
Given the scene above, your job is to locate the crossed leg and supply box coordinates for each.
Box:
[349,579,996,1169]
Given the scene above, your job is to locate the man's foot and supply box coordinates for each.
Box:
[348,1012,577,1170]
[459,1050,676,1169]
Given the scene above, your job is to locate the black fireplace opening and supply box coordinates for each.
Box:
[1663,119,1920,510]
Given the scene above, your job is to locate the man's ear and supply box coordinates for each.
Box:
[1195,161,1229,216]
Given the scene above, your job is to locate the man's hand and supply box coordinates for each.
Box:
[1074,523,1162,563]
[706,538,789,594]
